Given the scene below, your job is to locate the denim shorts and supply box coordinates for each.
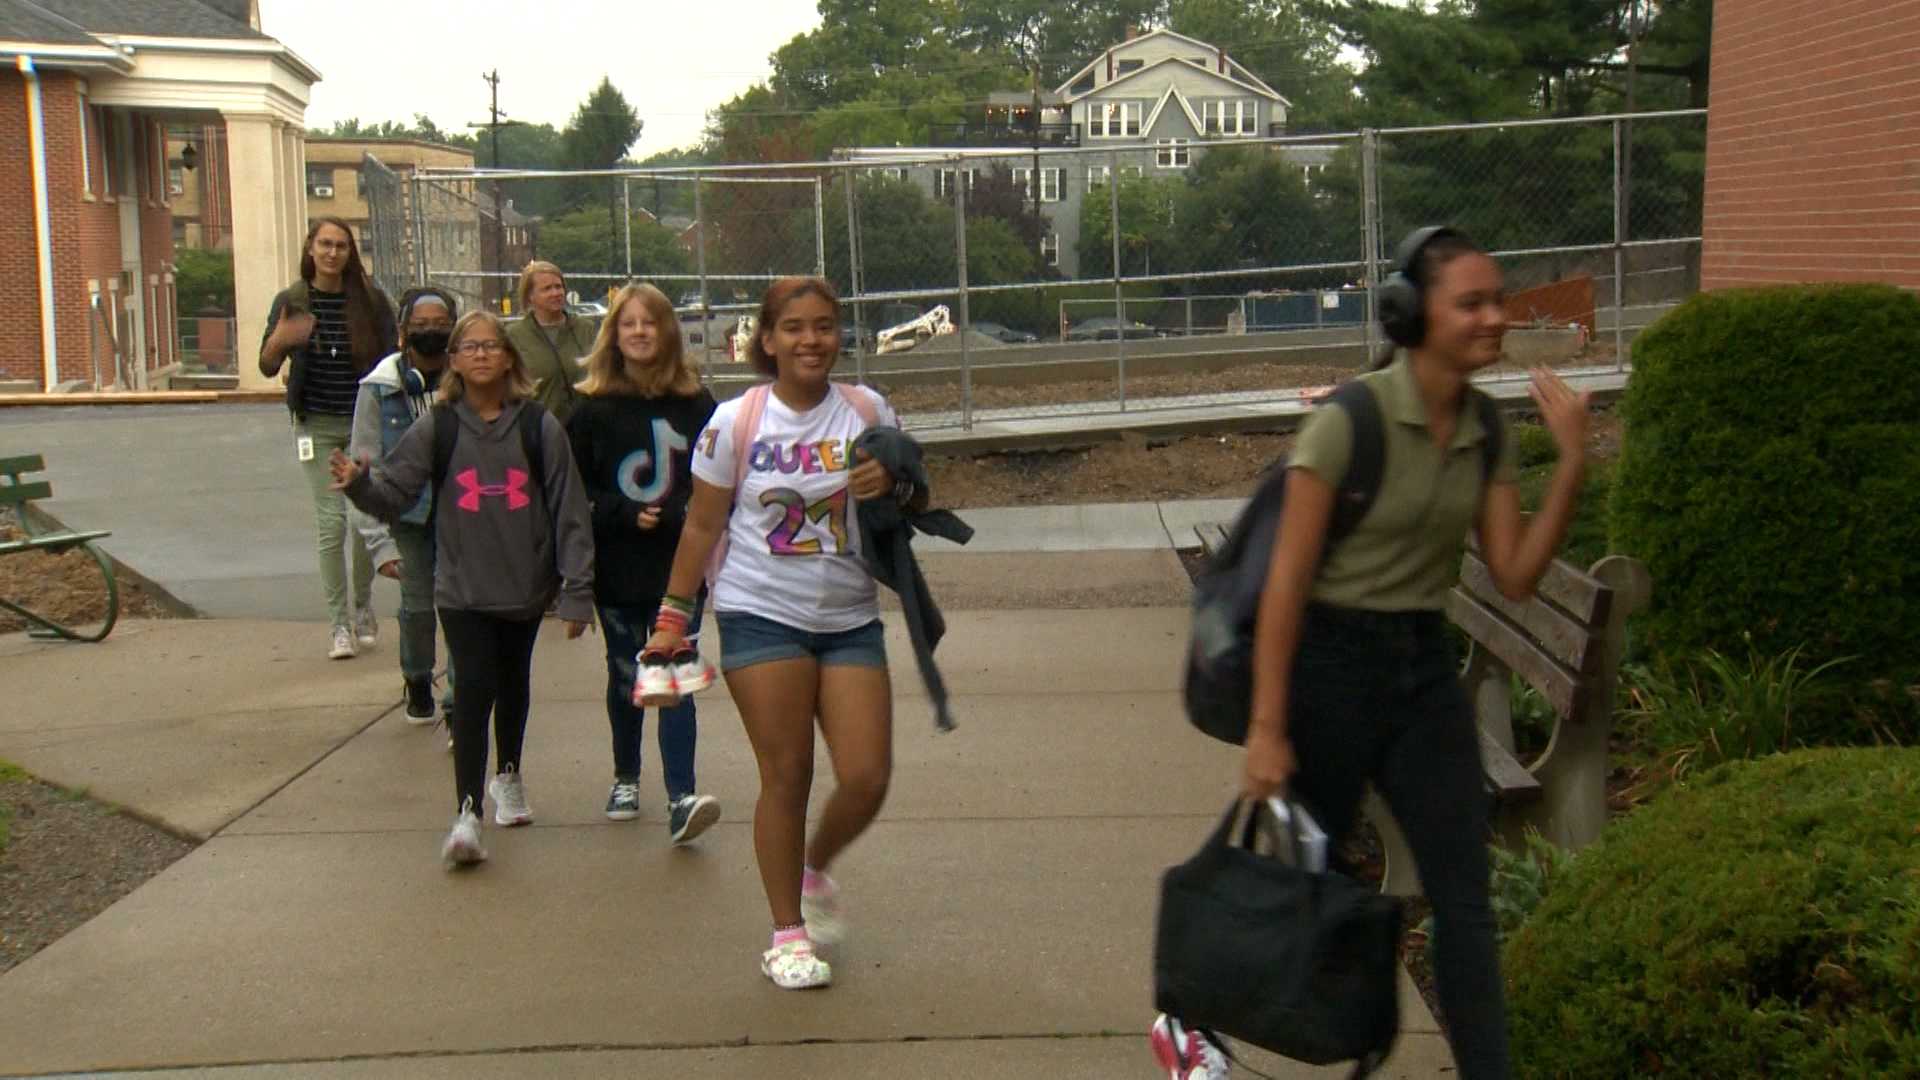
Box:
[714,611,887,673]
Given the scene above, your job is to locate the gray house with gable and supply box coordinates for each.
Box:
[838,28,1328,282]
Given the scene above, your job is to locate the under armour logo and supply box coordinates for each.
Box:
[453,467,530,512]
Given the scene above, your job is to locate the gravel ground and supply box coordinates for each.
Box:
[0,768,195,975]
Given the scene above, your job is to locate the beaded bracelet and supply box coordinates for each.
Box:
[653,608,690,636]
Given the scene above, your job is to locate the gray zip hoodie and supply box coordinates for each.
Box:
[344,398,594,622]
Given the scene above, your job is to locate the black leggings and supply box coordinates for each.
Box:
[1285,604,1509,1080]
[438,608,542,815]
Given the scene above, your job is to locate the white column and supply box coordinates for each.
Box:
[225,113,298,391]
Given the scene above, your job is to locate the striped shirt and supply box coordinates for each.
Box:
[299,289,362,416]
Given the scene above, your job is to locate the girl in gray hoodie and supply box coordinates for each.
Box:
[332,310,596,868]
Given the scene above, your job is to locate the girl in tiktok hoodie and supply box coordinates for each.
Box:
[340,311,595,869]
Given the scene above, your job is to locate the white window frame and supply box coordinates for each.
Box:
[1012,167,1064,203]
[1086,164,1144,188]
[1156,138,1191,168]
[1088,101,1142,138]
[1039,232,1059,267]
[935,167,976,199]
[1204,99,1258,136]
[868,166,908,182]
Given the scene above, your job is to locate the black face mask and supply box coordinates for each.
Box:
[407,329,451,357]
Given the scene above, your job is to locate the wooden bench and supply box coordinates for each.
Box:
[0,454,120,642]
[1192,523,1651,895]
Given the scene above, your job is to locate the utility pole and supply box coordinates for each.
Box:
[483,70,506,311]
[1030,62,1044,331]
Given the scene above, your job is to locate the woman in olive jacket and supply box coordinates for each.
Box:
[504,260,597,424]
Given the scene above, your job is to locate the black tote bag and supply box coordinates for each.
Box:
[1153,799,1403,1071]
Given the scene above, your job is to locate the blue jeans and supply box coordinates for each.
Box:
[598,601,700,799]
[390,522,450,697]
[713,610,887,672]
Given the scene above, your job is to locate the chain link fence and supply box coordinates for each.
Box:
[359,109,1704,430]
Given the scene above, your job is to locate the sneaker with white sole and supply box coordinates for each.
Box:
[668,793,721,844]
[605,781,641,821]
[634,650,679,707]
[488,766,533,827]
[328,624,357,660]
[670,647,716,696]
[404,677,436,725]
[441,798,488,868]
[1150,1014,1230,1080]
[801,872,846,946]
[761,938,832,990]
[353,607,378,650]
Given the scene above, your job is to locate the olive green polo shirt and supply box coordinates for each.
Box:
[1289,356,1516,612]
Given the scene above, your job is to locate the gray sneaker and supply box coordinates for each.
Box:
[328,624,356,660]
[488,766,533,827]
[668,793,721,845]
[353,607,378,650]
[605,781,642,821]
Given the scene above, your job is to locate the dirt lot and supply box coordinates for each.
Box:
[0,519,173,635]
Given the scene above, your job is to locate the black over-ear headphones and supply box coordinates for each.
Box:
[1376,225,1468,348]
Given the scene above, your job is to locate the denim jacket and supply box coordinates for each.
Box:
[348,350,436,565]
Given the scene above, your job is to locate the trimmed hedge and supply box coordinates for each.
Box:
[1505,747,1920,1077]
[1609,284,1920,698]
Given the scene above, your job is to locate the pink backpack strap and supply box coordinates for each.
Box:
[834,382,881,428]
[729,384,771,491]
[708,383,770,592]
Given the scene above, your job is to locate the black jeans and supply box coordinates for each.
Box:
[438,608,542,815]
[1286,603,1509,1080]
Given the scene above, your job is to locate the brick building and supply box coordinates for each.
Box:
[1701,0,1920,289]
[0,0,317,392]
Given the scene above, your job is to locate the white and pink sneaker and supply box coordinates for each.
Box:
[1150,1014,1230,1080]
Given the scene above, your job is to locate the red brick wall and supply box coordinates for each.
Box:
[0,71,39,385]
[1702,0,1920,289]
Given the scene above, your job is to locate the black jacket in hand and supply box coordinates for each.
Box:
[852,426,974,731]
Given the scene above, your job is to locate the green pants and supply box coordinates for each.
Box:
[295,413,373,628]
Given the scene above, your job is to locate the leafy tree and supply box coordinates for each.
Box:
[1166,0,1354,131]
[1077,173,1185,278]
[560,77,644,268]
[535,206,692,280]
[1174,145,1346,279]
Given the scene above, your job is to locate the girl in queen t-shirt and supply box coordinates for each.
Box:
[645,276,924,991]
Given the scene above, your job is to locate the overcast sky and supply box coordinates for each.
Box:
[258,0,824,154]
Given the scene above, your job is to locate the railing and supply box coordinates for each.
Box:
[925,122,1081,148]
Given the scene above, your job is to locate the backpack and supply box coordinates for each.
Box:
[426,400,549,531]
[704,382,880,589]
[1183,380,1503,744]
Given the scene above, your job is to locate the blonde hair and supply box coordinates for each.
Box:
[579,282,702,398]
[440,311,534,402]
[516,260,566,316]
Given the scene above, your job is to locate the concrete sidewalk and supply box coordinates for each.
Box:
[0,612,1454,1078]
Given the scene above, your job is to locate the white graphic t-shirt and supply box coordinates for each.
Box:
[692,385,896,633]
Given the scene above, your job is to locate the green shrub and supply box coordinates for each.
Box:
[1505,747,1920,1077]
[1516,453,1614,571]
[1609,285,1920,719]
[174,248,235,314]
[1509,421,1560,470]
[1625,640,1862,772]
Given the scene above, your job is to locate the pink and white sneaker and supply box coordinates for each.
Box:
[1150,1014,1230,1080]
[670,645,716,696]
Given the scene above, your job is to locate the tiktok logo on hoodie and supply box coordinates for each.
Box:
[453,467,530,512]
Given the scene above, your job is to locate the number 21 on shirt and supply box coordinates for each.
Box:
[762,487,850,556]
[618,419,688,505]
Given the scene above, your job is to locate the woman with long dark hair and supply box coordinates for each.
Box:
[259,217,397,658]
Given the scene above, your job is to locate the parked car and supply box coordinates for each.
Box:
[970,320,1038,345]
[1064,316,1159,342]
[569,301,608,318]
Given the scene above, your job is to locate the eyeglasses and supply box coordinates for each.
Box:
[454,340,505,356]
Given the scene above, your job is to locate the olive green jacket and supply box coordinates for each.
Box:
[506,312,597,423]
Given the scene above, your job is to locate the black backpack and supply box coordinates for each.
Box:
[426,400,549,530]
[1183,380,1503,744]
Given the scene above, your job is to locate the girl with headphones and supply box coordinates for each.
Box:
[1235,227,1590,1080]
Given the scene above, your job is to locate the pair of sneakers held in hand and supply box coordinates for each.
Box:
[634,642,716,706]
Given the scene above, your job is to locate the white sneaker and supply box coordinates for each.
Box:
[441,799,488,868]
[328,624,356,660]
[761,937,832,990]
[488,766,533,827]
[353,607,378,650]
[634,650,679,707]
[671,647,716,696]
[801,873,846,946]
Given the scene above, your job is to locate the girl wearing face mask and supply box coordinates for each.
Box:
[349,287,460,729]
[566,283,723,841]
[259,217,398,660]
[332,311,596,869]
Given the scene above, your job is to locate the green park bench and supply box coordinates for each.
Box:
[1194,523,1651,895]
[0,454,120,642]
